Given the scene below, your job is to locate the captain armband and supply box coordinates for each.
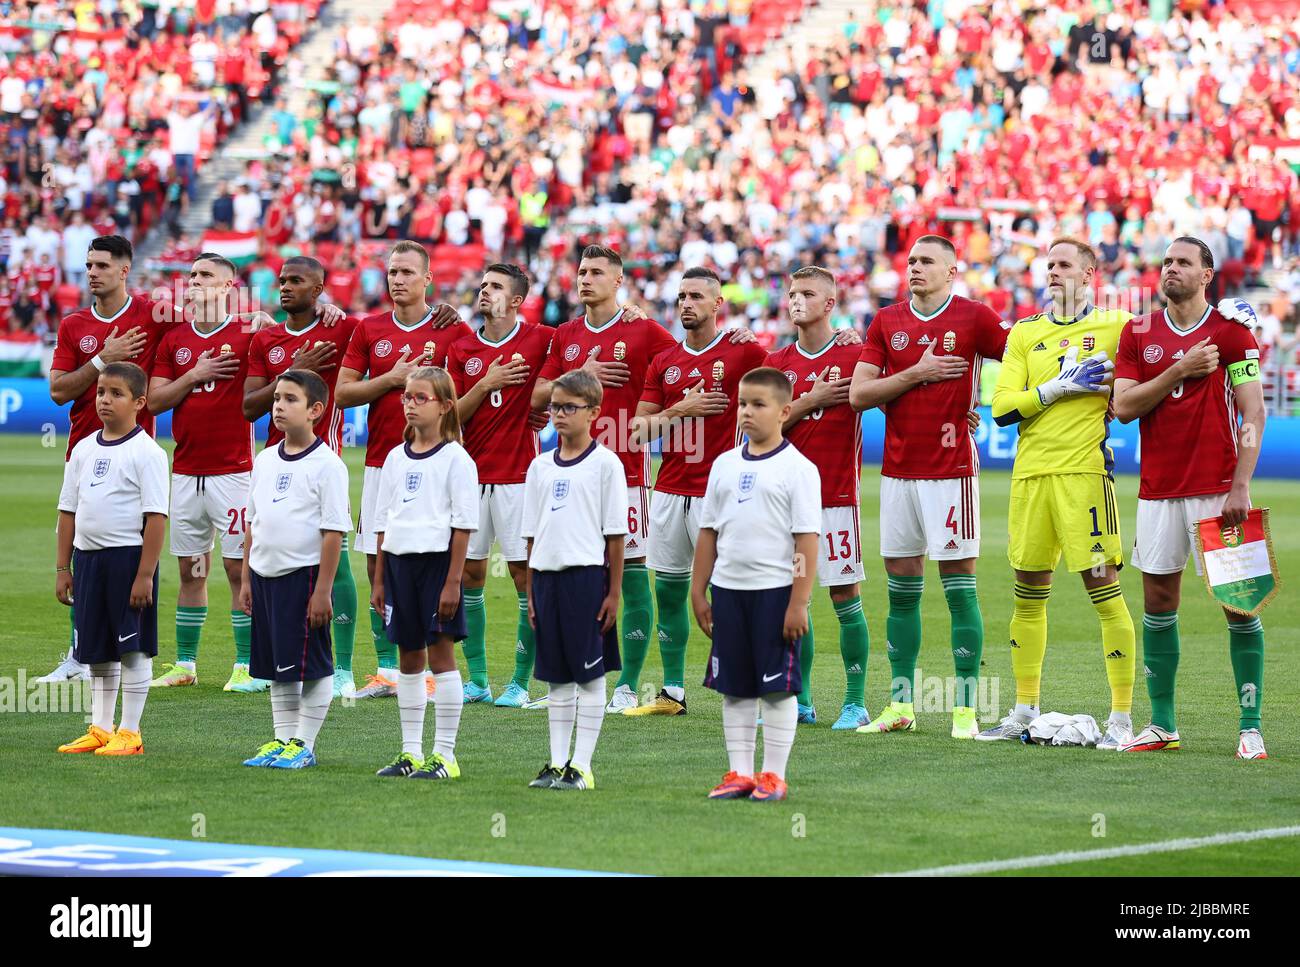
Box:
[1228,360,1260,386]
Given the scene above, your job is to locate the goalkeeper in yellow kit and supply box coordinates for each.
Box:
[980,239,1137,748]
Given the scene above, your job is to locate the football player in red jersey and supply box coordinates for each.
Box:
[766,267,871,730]
[147,254,259,690]
[1114,237,1269,759]
[446,264,552,708]
[243,256,361,698]
[850,235,1008,740]
[624,267,768,718]
[336,240,469,699]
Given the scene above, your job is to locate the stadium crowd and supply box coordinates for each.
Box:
[0,0,322,336]
[4,1,1300,378]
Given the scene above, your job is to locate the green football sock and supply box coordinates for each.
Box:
[1229,616,1264,731]
[941,573,983,709]
[176,605,206,664]
[462,586,488,688]
[886,574,924,703]
[616,562,652,690]
[798,609,815,707]
[1142,611,1180,731]
[654,572,691,690]
[230,610,252,665]
[370,605,397,671]
[833,595,868,707]
[512,591,536,689]
[331,540,358,673]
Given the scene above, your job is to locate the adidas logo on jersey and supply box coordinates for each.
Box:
[805,372,818,382]
[400,344,412,355]
[1172,349,1185,359]
[1032,342,1047,351]
[1107,649,1126,659]
[1091,542,1106,553]
[846,663,863,675]
[917,335,933,345]
[627,538,639,548]
[688,367,702,378]
[944,539,959,550]
[840,563,856,575]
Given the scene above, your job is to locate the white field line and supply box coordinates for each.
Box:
[876,825,1300,876]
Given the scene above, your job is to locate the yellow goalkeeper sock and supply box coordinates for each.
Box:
[1089,581,1135,714]
[1010,582,1051,707]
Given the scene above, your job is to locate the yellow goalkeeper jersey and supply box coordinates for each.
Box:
[992,305,1133,480]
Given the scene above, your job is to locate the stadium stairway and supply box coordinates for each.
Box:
[135,0,389,266]
[747,0,862,80]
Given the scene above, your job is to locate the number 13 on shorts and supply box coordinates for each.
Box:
[818,505,864,587]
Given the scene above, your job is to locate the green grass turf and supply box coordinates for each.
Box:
[1,433,1297,876]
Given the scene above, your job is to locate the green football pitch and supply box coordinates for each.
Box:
[2,433,1296,876]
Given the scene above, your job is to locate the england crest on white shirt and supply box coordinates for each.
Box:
[93,458,110,479]
[405,472,422,494]
[739,472,756,497]
[276,473,292,494]
[553,479,569,501]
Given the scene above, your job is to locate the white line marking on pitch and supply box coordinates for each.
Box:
[876,825,1300,877]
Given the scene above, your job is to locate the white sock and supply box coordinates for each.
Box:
[570,677,606,772]
[1014,703,1039,722]
[759,694,797,779]
[177,659,196,672]
[664,685,685,702]
[1108,710,1132,727]
[398,672,427,756]
[297,677,333,751]
[722,696,758,776]
[270,681,302,743]
[118,652,151,733]
[547,681,577,767]
[90,662,120,732]
[432,670,463,760]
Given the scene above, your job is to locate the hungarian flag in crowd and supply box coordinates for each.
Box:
[1195,508,1281,616]
[200,229,259,268]
[0,332,44,377]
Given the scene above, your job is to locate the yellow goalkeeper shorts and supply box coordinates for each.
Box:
[1008,473,1123,573]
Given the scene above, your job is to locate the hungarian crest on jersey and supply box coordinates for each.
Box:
[405,472,422,494]
[1082,334,1096,353]
[276,473,292,494]
[93,458,110,479]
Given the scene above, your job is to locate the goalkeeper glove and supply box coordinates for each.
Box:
[1216,298,1259,328]
[1036,347,1114,407]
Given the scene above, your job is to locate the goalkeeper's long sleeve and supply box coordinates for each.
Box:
[991,333,1047,426]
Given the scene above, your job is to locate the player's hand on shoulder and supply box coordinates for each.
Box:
[910,341,969,383]
[315,303,346,327]
[1216,297,1259,328]
[620,302,648,322]
[724,326,757,344]
[129,574,154,609]
[831,327,862,346]
[1174,337,1219,379]
[101,325,147,362]
[429,303,461,328]
[581,345,630,387]
[245,310,276,332]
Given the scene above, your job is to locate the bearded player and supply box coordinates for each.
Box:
[243,256,361,697]
[983,238,1135,748]
[336,241,469,699]
[1113,237,1268,759]
[623,267,768,717]
[850,236,1009,739]
[766,267,872,730]
[446,264,553,707]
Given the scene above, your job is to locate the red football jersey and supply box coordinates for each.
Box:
[1116,308,1258,500]
[446,321,553,484]
[538,310,678,486]
[247,314,360,453]
[858,294,1009,479]
[765,338,864,507]
[152,317,257,476]
[641,334,768,497]
[340,308,474,467]
[51,296,179,458]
